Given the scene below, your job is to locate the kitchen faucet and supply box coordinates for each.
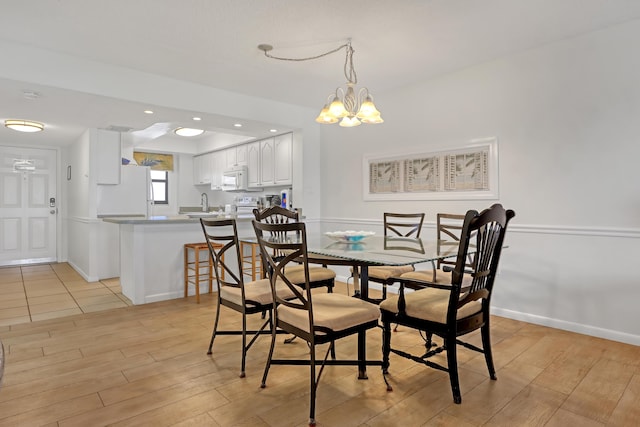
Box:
[201,193,209,212]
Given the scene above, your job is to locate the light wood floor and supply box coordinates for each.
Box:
[0,263,131,327]
[0,269,639,426]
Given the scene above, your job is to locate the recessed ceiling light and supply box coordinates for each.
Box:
[5,119,44,133]
[22,90,41,100]
[270,129,278,133]
[192,117,202,121]
[233,123,242,128]
[144,110,154,114]
[174,127,204,137]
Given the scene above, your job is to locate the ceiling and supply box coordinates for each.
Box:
[1,0,640,148]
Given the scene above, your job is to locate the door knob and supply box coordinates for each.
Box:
[50,209,56,214]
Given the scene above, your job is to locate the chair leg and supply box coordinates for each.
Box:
[309,344,317,426]
[207,299,222,354]
[425,332,434,350]
[240,312,247,378]
[481,322,497,380]
[260,318,277,388]
[382,320,391,375]
[445,336,462,404]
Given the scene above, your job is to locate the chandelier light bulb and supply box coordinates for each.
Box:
[339,116,362,127]
[315,104,338,124]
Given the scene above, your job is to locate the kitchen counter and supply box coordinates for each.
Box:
[102,214,254,224]
[103,214,254,305]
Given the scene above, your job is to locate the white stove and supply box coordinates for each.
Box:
[236,196,258,218]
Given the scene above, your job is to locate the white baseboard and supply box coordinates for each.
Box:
[492,307,640,346]
[337,272,640,346]
[67,260,99,283]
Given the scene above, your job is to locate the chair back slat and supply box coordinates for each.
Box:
[436,213,465,271]
[383,213,425,238]
[253,206,300,259]
[252,220,314,326]
[200,218,244,294]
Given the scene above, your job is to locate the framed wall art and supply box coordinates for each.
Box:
[363,137,499,201]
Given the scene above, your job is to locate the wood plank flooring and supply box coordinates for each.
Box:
[1,264,639,426]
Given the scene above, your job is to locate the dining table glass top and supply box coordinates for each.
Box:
[245,234,462,267]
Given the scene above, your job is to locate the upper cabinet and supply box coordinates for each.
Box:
[273,133,292,186]
[194,132,292,189]
[247,141,261,188]
[210,151,224,190]
[192,153,212,185]
[236,144,248,166]
[247,133,292,188]
[224,144,248,169]
[95,129,121,185]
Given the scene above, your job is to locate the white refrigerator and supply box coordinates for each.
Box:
[97,166,152,216]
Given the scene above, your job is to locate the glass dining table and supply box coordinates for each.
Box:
[240,233,461,301]
[302,234,460,300]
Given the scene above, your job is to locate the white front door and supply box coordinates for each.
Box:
[0,146,57,266]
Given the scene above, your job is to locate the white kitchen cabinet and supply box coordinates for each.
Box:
[192,153,212,185]
[210,151,224,190]
[247,133,292,188]
[259,137,275,185]
[273,133,292,185]
[236,144,248,166]
[247,141,261,187]
[225,147,237,169]
[95,129,121,184]
[225,144,248,169]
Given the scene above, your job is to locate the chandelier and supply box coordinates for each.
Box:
[258,41,383,127]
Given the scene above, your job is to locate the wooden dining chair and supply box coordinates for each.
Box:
[357,212,425,302]
[252,220,384,427]
[253,206,336,293]
[379,204,515,404]
[200,217,295,378]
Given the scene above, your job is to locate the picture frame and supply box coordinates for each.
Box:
[362,137,499,201]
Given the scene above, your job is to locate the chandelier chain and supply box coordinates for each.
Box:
[260,42,357,84]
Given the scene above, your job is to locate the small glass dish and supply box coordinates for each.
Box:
[325,230,375,242]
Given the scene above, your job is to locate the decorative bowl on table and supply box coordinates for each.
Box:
[325,230,375,242]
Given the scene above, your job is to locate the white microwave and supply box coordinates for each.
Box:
[222,166,249,192]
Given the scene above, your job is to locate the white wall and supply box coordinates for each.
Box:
[318,20,640,344]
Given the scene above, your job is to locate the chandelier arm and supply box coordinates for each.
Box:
[261,43,349,62]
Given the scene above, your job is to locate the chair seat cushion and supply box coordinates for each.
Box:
[368,265,414,280]
[379,287,481,323]
[400,268,451,283]
[278,293,380,334]
[284,265,336,285]
[220,279,295,306]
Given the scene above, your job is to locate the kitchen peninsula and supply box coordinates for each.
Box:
[103,215,254,304]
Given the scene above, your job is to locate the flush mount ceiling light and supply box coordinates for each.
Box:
[258,41,383,127]
[5,119,45,133]
[174,127,204,137]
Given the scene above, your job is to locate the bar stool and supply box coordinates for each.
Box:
[240,240,263,281]
[184,242,214,303]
